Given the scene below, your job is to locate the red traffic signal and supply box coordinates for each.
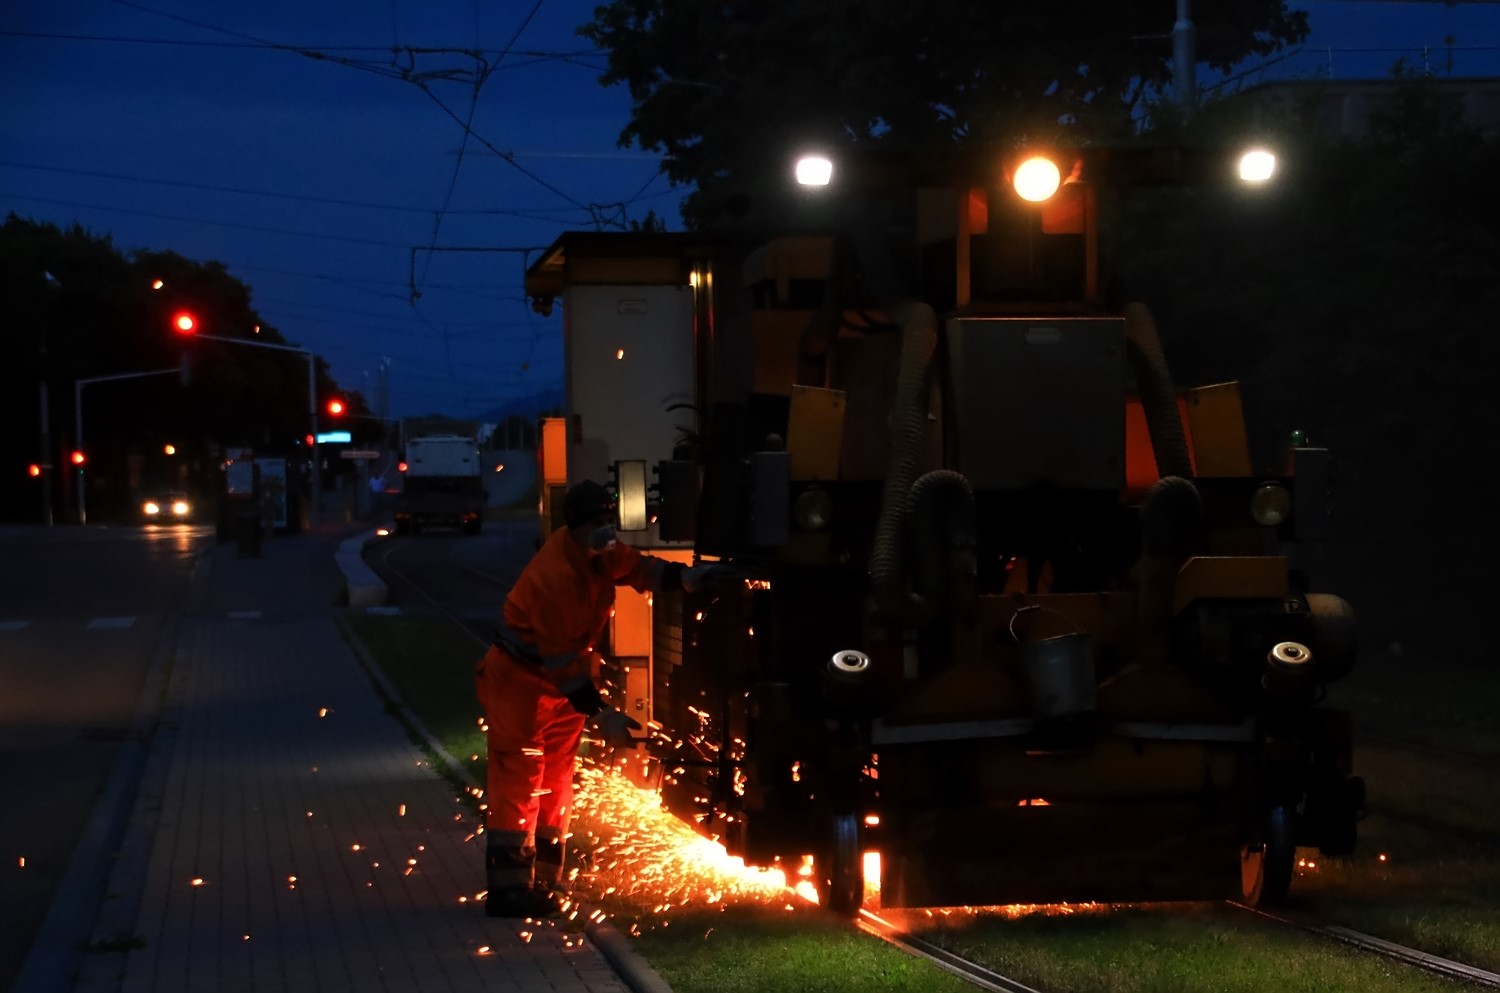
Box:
[305,434,315,447]
[397,461,408,473]
[326,398,346,417]
[70,451,86,465]
[172,311,197,335]
[27,463,41,477]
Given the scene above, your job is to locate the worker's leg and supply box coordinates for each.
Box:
[475,647,559,917]
[534,696,587,892]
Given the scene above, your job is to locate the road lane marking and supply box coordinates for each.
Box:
[0,620,30,632]
[227,611,263,620]
[87,617,136,630]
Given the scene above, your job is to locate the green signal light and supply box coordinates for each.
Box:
[1289,429,1307,446]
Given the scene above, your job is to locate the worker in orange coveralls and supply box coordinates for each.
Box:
[476,479,720,918]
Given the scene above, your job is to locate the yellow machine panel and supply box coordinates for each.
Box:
[788,385,847,480]
[1185,382,1254,478]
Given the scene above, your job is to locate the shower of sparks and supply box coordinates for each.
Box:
[572,764,810,909]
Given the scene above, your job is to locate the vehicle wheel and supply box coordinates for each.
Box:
[818,813,863,916]
[1241,804,1296,906]
[394,519,411,536]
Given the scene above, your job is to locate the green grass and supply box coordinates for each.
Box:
[343,609,1500,991]
[342,613,489,773]
[909,904,1476,993]
[620,905,974,993]
[1327,653,1500,758]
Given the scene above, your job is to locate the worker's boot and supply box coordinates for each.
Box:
[483,835,557,919]
[534,836,568,906]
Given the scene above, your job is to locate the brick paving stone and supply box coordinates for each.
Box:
[75,535,630,993]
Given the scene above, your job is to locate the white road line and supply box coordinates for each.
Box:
[0,620,30,632]
[87,617,137,630]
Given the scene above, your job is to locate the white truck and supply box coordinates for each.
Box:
[393,432,485,535]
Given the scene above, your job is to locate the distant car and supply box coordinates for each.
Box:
[141,491,194,523]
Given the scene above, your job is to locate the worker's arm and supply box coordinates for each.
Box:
[607,542,685,595]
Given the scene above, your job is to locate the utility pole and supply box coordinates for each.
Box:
[1174,0,1198,117]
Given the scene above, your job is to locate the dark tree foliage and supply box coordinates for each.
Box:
[581,0,1308,225]
[1115,78,1500,663]
[0,216,373,522]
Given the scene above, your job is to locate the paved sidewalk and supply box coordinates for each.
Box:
[69,533,630,993]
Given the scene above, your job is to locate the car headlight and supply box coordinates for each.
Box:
[171,500,191,516]
[1251,483,1292,526]
[792,488,833,530]
[144,501,161,515]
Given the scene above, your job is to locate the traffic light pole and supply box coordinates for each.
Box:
[74,367,179,525]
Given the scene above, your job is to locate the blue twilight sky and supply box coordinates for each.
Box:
[2,1,1496,420]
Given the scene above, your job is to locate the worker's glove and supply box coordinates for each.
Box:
[592,708,642,748]
[681,563,740,594]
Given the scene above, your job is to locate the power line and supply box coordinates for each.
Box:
[0,30,604,62]
[1,192,414,248]
[0,159,614,218]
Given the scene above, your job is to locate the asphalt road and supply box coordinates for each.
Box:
[0,523,213,993]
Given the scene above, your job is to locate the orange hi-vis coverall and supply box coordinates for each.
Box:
[475,524,675,892]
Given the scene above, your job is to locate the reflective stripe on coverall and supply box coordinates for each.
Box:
[475,524,663,890]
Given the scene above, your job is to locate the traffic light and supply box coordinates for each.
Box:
[172,311,197,335]
[71,451,86,465]
[326,398,346,417]
[305,434,315,447]
[27,463,41,477]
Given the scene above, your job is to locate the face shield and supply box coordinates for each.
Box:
[586,522,617,554]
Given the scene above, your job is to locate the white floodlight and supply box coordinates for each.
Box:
[795,155,834,187]
[1238,149,1277,183]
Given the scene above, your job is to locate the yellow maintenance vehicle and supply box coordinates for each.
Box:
[524,143,1363,914]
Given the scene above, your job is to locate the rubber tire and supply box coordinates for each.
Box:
[1242,805,1296,906]
[818,813,863,917]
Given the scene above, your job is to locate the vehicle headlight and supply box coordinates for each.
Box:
[1251,483,1292,526]
[144,501,160,515]
[792,488,833,530]
[171,500,191,516]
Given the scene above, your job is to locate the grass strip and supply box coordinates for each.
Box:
[909,903,1479,993]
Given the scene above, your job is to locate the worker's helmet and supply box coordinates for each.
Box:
[564,480,615,527]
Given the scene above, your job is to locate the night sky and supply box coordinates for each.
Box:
[2,1,1496,419]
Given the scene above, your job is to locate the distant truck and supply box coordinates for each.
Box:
[393,432,485,535]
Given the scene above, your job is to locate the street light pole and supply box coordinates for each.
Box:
[191,333,319,529]
[74,367,179,525]
[39,379,52,526]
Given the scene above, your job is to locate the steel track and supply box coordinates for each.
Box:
[857,910,1048,993]
[1228,902,1500,989]
[363,534,490,650]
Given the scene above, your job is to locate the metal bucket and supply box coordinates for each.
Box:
[1020,632,1097,720]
